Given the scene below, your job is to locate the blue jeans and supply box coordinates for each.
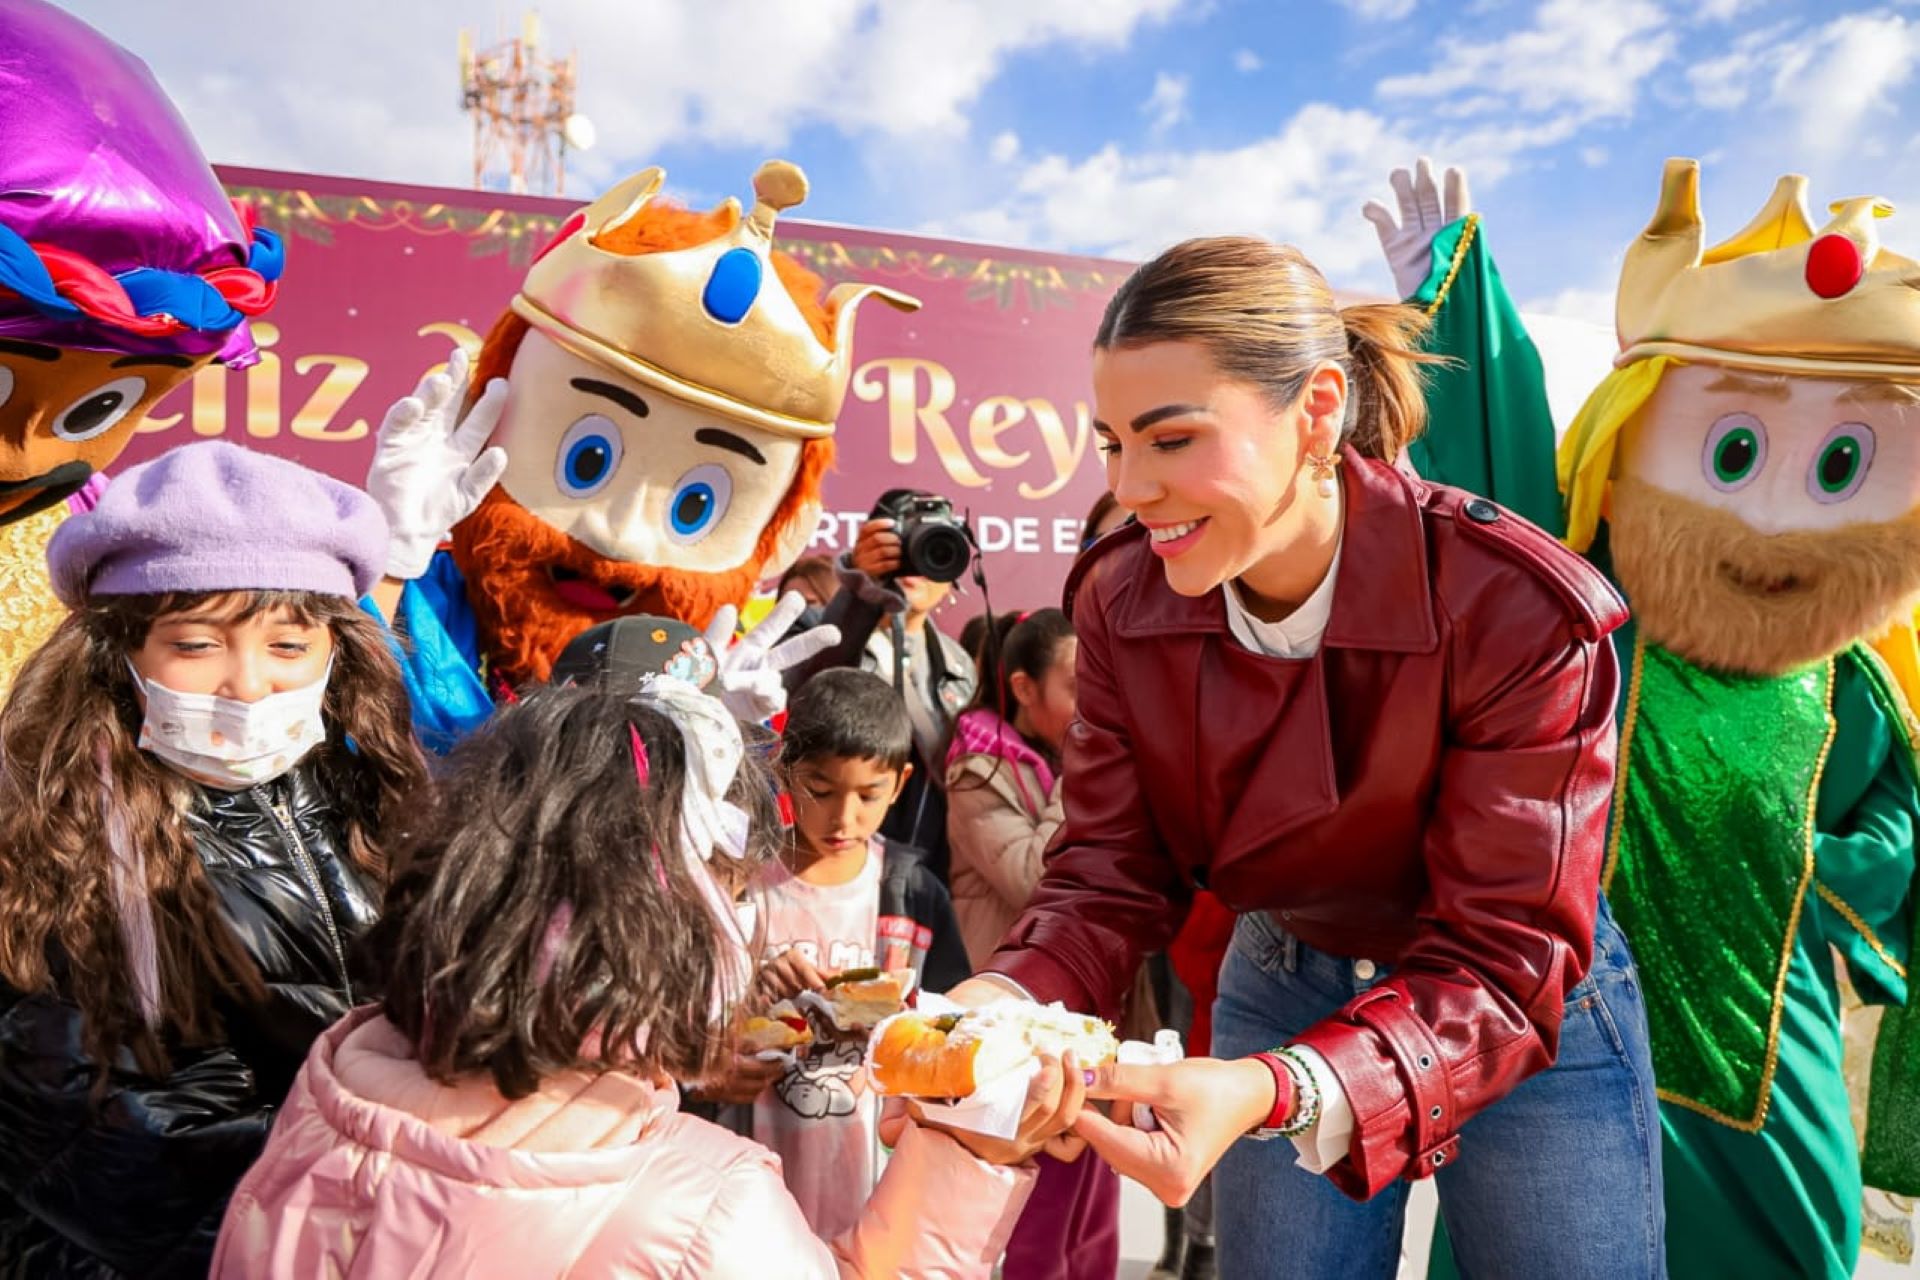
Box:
[1211,898,1665,1279]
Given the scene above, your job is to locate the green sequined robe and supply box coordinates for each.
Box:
[1410,217,1918,1279]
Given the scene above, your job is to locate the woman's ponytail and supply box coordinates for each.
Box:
[1339,302,1436,464]
[1095,236,1442,467]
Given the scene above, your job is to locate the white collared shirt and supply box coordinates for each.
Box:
[1221,539,1341,660]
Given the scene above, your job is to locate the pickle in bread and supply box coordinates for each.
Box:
[804,967,913,1035]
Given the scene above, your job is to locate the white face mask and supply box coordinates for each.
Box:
[128,660,331,790]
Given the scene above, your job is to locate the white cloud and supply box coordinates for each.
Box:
[63,0,1184,193]
[1680,12,1920,154]
[1339,0,1418,21]
[1523,286,1616,329]
[1377,0,1674,125]
[1687,43,1764,110]
[1695,0,1747,20]
[1233,48,1263,72]
[990,130,1023,163]
[933,104,1444,290]
[1142,72,1190,135]
[1580,145,1609,168]
[1769,11,1920,151]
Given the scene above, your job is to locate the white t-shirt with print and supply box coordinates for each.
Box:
[750,843,884,1240]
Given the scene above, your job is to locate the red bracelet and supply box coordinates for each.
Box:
[1249,1051,1297,1134]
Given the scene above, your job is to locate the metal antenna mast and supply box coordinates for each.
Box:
[459,11,594,196]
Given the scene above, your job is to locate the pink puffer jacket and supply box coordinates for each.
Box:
[212,1008,1035,1278]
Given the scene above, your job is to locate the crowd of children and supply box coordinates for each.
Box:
[0,438,1127,1279]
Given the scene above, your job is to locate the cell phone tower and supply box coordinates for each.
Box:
[459,11,595,196]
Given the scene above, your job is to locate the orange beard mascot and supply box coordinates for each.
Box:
[0,1,281,696]
[367,161,912,748]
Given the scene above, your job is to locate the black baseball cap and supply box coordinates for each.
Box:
[550,615,719,691]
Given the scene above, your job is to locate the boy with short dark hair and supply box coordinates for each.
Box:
[751,668,969,1238]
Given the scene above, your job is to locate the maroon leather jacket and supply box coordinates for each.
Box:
[985,449,1626,1198]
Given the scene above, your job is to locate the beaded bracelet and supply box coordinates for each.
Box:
[1270,1046,1322,1138]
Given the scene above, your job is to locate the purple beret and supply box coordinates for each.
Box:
[47,442,388,606]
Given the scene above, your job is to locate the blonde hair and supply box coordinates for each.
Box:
[1095,236,1438,463]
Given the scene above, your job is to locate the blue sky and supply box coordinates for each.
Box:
[67,0,1920,327]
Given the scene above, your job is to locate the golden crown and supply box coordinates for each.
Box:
[512,160,920,438]
[1617,158,1920,380]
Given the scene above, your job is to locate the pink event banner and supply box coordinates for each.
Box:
[120,166,1132,617]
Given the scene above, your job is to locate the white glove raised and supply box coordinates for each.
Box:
[1362,157,1473,303]
[366,346,511,580]
[704,592,843,724]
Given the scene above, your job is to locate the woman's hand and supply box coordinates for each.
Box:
[756,950,829,1004]
[915,1051,1090,1166]
[849,518,902,580]
[1073,1057,1279,1206]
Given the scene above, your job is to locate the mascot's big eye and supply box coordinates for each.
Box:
[52,375,147,442]
[0,365,14,411]
[665,463,734,545]
[554,414,624,498]
[1808,422,1874,504]
[1703,412,1766,492]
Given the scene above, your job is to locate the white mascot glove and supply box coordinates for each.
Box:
[366,346,511,581]
[704,592,842,724]
[1362,157,1472,303]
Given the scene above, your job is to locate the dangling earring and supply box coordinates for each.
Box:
[1307,450,1341,500]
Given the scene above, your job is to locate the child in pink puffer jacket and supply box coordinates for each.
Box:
[214,680,1080,1278]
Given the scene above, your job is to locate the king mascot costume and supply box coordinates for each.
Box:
[364,160,914,745]
[1391,157,1919,1278]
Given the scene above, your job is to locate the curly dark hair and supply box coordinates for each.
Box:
[364,684,784,1100]
[0,590,427,1078]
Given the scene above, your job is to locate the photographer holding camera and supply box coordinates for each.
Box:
[787,490,979,879]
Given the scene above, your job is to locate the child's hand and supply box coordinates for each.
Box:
[756,951,829,1004]
[690,1052,788,1106]
[915,1051,1090,1167]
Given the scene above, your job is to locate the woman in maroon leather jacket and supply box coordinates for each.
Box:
[949,237,1664,1278]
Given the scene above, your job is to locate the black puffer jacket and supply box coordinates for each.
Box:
[0,763,378,1279]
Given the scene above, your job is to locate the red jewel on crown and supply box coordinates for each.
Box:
[1805,233,1865,299]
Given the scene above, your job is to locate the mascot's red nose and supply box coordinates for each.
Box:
[1805,233,1865,299]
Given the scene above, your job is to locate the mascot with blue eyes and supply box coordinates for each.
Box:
[1395,158,1920,1279]
[0,1,282,696]
[365,160,913,746]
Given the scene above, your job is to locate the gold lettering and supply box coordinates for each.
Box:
[850,357,987,488]
[967,396,1032,471]
[244,321,281,439]
[139,363,224,435]
[417,322,484,376]
[290,354,371,441]
[1019,398,1092,500]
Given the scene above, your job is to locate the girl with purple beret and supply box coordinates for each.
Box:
[0,442,426,1277]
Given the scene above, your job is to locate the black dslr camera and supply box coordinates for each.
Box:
[873,490,976,584]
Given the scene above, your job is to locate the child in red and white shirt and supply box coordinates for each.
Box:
[749,669,968,1239]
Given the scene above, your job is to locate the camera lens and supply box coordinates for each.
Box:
[905,523,972,583]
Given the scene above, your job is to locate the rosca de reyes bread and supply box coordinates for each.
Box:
[867,1001,1117,1100]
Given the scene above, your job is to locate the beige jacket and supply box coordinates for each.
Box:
[945,753,1064,969]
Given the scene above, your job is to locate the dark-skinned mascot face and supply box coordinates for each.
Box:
[0,1,283,525]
